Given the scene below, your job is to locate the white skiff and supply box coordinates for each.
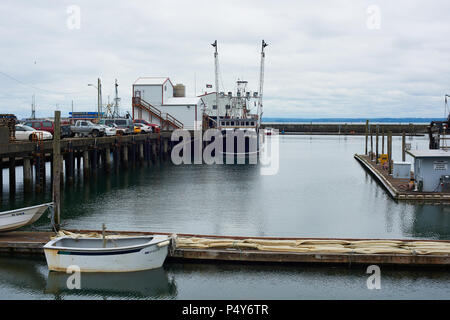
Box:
[44,235,170,272]
[0,203,53,232]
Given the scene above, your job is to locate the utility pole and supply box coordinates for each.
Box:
[212,40,220,129]
[97,78,102,121]
[258,40,268,130]
[114,79,120,118]
[31,94,36,119]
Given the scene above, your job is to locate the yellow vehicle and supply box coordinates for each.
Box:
[379,154,388,165]
[133,125,141,134]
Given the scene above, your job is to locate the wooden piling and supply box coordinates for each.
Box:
[370,129,373,161]
[388,131,392,175]
[365,120,369,155]
[52,111,61,230]
[382,128,385,154]
[139,143,144,164]
[402,131,406,162]
[105,147,111,172]
[375,126,379,164]
[83,149,90,177]
[122,145,128,168]
[9,156,15,195]
[23,157,32,193]
[0,158,3,198]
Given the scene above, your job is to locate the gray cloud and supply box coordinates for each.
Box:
[0,0,449,119]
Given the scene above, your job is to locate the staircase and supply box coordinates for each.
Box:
[132,97,183,130]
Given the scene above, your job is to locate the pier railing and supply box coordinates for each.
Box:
[132,97,183,130]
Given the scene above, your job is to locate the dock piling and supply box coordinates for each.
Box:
[23,157,32,193]
[402,131,406,162]
[388,131,392,175]
[83,149,90,177]
[365,120,369,155]
[376,126,379,164]
[52,111,61,230]
[9,156,15,196]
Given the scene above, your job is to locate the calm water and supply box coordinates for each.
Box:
[0,135,449,299]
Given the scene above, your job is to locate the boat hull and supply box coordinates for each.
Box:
[44,236,169,272]
[0,203,52,232]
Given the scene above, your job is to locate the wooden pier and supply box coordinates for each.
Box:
[355,154,450,202]
[0,132,174,197]
[0,230,448,267]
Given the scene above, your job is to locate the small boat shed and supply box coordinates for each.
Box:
[407,149,450,192]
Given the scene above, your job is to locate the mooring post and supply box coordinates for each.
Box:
[139,143,144,165]
[52,110,61,230]
[9,156,16,196]
[123,145,128,169]
[67,144,74,185]
[23,156,32,193]
[388,131,392,175]
[0,158,3,198]
[370,129,373,161]
[105,147,111,172]
[402,131,406,162]
[375,126,379,164]
[83,149,90,177]
[365,120,369,155]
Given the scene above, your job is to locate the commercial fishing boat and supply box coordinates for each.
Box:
[203,40,268,158]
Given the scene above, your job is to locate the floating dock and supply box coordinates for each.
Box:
[355,154,450,203]
[0,230,449,266]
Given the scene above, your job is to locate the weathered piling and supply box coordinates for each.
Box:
[105,147,111,172]
[23,157,32,193]
[83,149,90,177]
[382,128,385,154]
[375,126,379,164]
[370,129,373,161]
[52,111,61,230]
[402,131,406,162]
[122,145,128,169]
[365,120,369,155]
[9,156,15,195]
[388,131,393,175]
[0,158,3,198]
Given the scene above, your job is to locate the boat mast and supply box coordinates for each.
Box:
[212,40,220,129]
[257,40,268,129]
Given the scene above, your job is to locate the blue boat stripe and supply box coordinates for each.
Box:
[57,248,142,256]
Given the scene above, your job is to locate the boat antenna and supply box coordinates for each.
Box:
[257,40,268,130]
[212,40,220,129]
[113,79,121,118]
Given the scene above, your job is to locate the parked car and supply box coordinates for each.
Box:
[99,123,117,136]
[24,120,54,135]
[133,119,160,133]
[134,123,153,133]
[61,124,72,138]
[14,124,53,141]
[70,120,105,137]
[98,118,134,135]
[133,125,141,134]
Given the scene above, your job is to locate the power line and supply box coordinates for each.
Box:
[0,70,88,95]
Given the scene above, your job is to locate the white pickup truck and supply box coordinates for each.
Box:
[70,120,106,137]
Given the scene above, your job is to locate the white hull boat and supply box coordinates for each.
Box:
[44,235,170,272]
[0,203,52,232]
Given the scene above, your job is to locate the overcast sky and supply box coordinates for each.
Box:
[1,0,450,119]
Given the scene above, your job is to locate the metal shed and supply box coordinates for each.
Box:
[407,149,450,192]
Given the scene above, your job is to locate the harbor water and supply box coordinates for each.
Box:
[0,135,449,299]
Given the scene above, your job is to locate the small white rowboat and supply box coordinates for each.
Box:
[0,203,53,232]
[44,235,170,272]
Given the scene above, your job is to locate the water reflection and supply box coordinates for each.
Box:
[45,268,177,299]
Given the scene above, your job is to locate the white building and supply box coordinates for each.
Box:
[132,77,203,130]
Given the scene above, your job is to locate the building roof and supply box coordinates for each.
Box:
[133,77,170,85]
[407,149,450,158]
[163,97,200,105]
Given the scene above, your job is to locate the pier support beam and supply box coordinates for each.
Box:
[83,149,90,177]
[123,145,128,169]
[9,156,15,196]
[370,129,373,161]
[375,127,379,164]
[0,158,3,198]
[105,147,111,172]
[23,157,32,193]
[139,143,144,165]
